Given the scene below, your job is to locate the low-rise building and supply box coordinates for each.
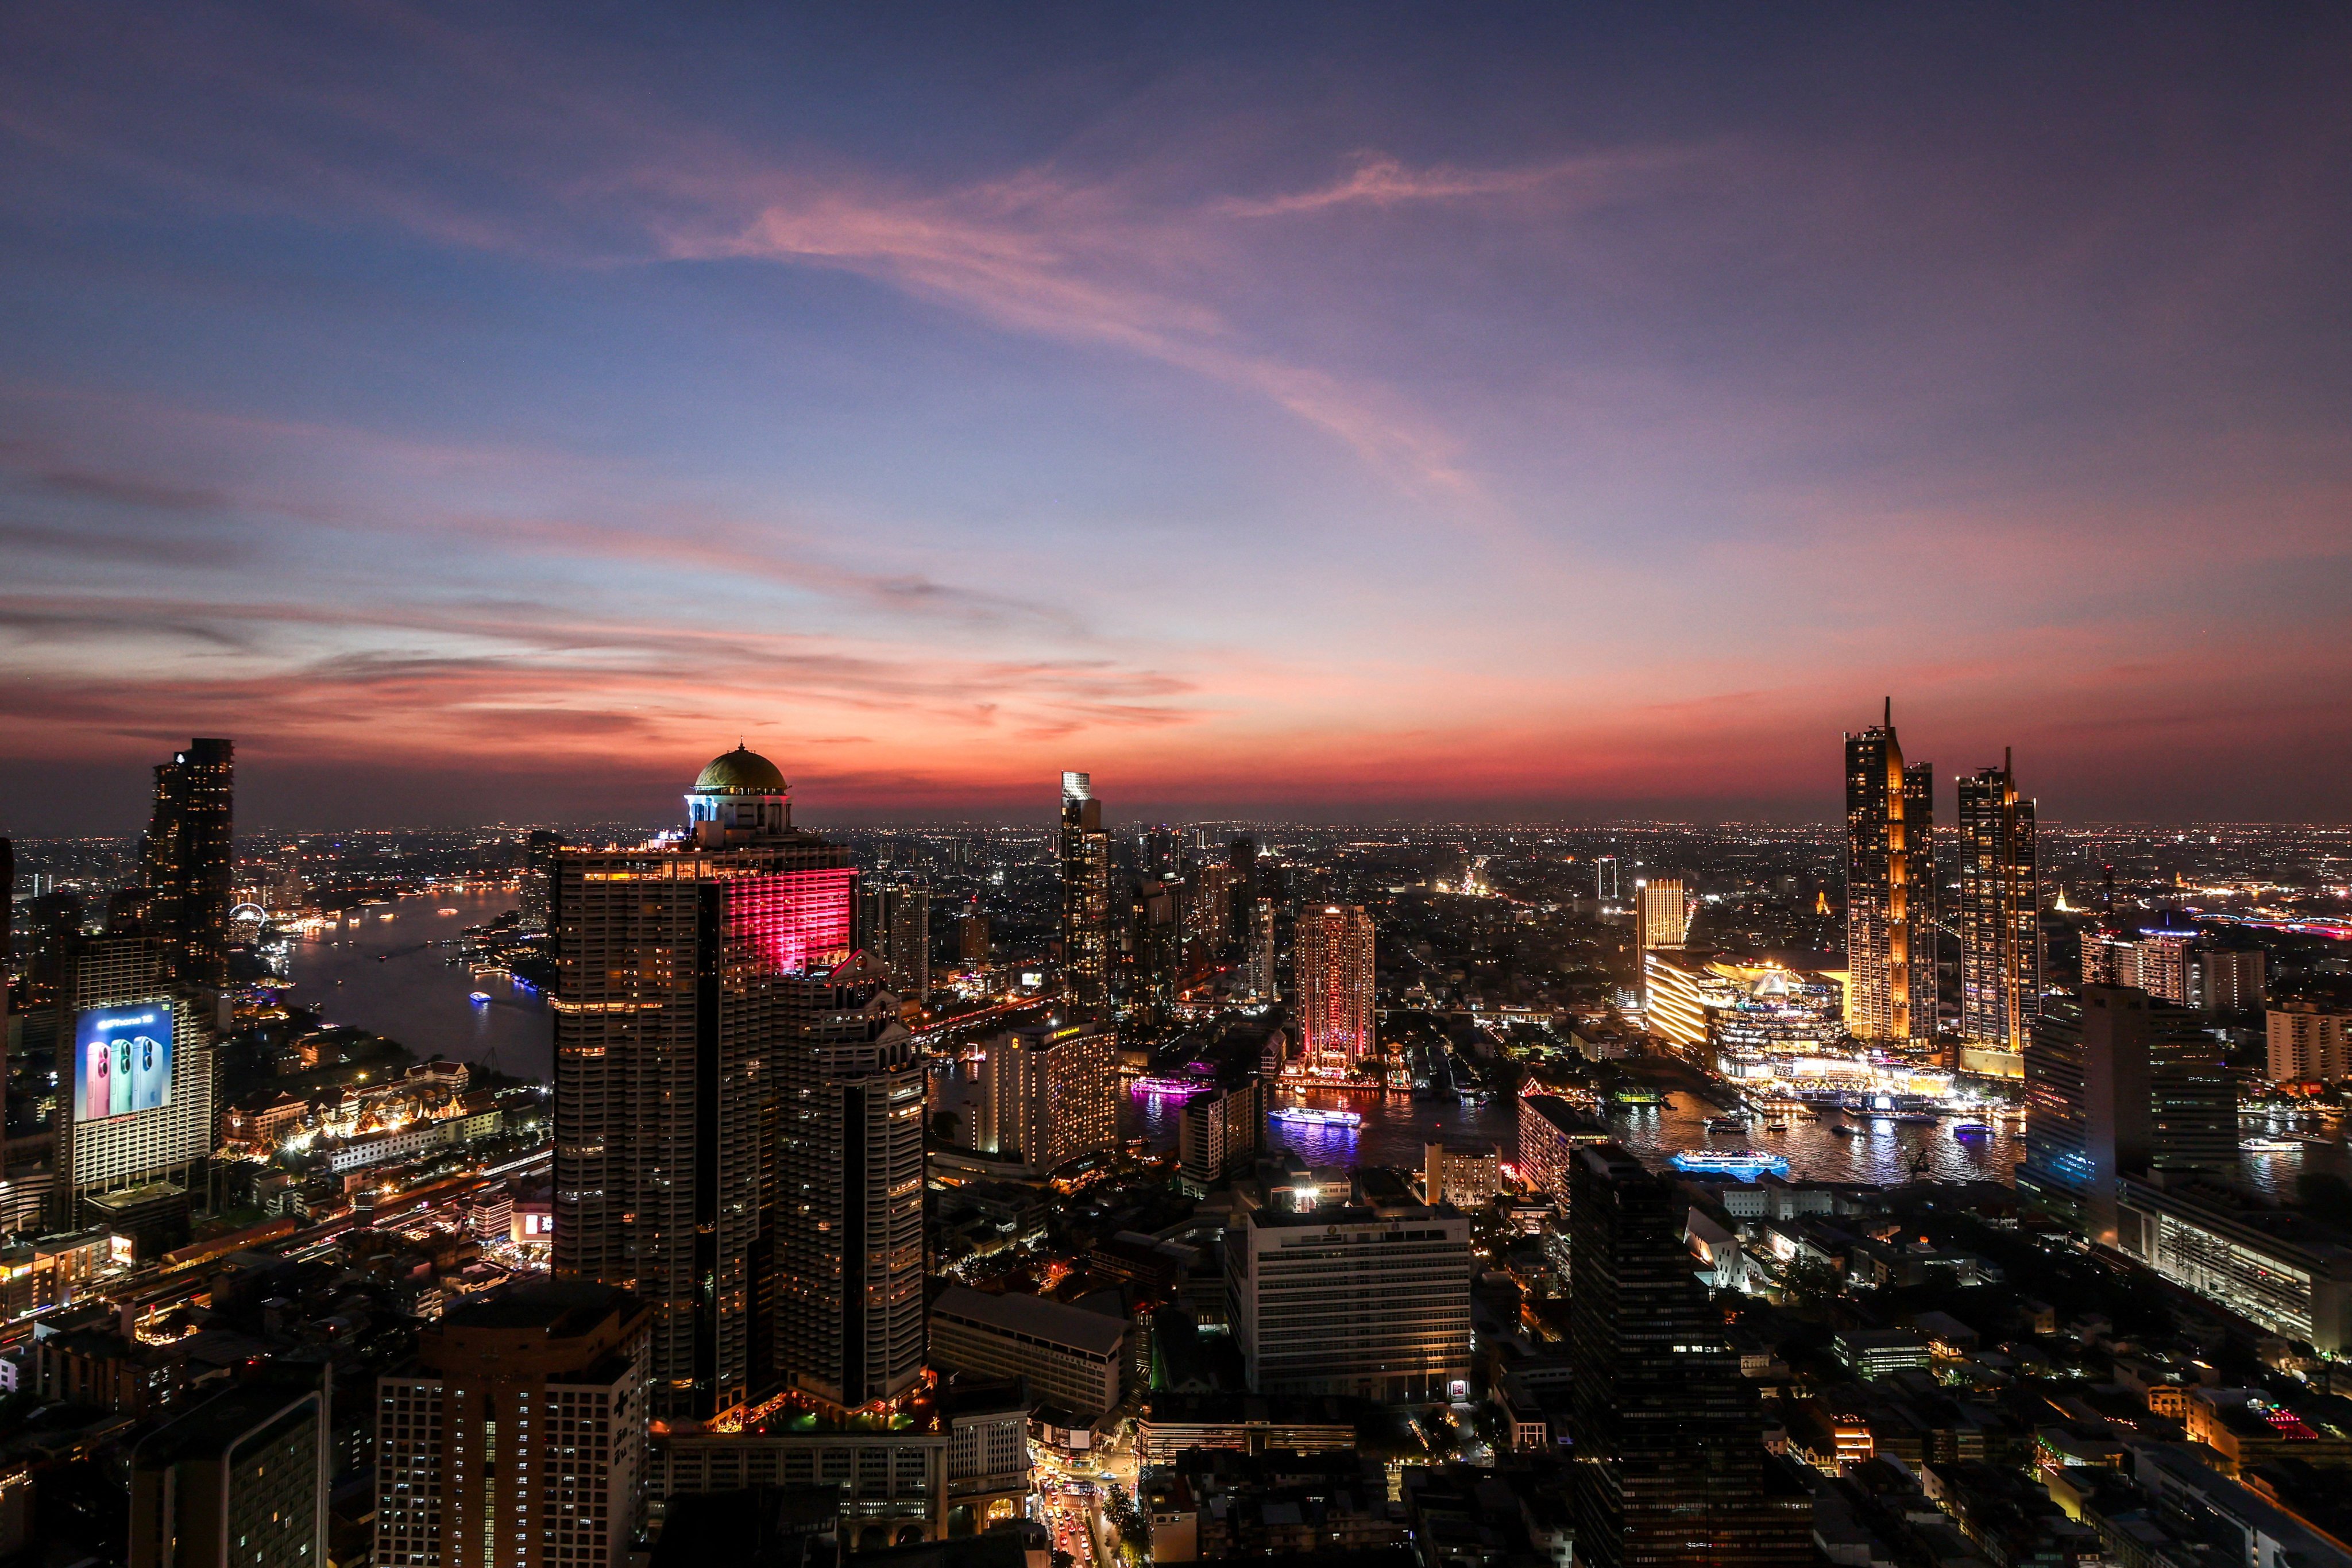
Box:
[927,1287,1128,1419]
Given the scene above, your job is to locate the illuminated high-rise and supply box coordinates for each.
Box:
[859,880,932,1001]
[1296,905,1376,1064]
[553,746,921,1418]
[1956,750,2040,1055]
[1903,762,1937,1032]
[975,1020,1117,1175]
[143,738,234,990]
[1843,702,1925,1042]
[1057,773,1110,1006]
[1245,897,1277,1001]
[1634,877,1687,971]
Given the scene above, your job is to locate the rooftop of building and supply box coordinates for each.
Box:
[435,1278,639,1337]
[930,1285,1129,1357]
[1242,1203,1461,1231]
[131,1375,320,1468]
[694,745,788,795]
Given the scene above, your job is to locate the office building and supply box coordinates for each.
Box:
[1635,877,1688,960]
[1058,773,1110,1007]
[1844,702,1927,1042]
[130,1374,327,1568]
[1567,1144,1811,1568]
[859,881,932,1002]
[928,1286,1128,1419]
[2021,986,2237,1246]
[51,933,215,1227]
[974,1021,1116,1175]
[1189,862,1239,952]
[1904,762,1937,1032]
[1295,905,1375,1065]
[374,1281,651,1568]
[1226,1204,1472,1401]
[553,746,920,1419]
[2268,1003,2349,1086]
[1956,751,2040,1062]
[1177,1075,1264,1195]
[1515,1094,1608,1202]
[142,738,234,990]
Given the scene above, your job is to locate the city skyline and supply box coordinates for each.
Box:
[5,7,2351,832]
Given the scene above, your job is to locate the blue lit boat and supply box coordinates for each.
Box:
[1668,1148,1789,1177]
[1952,1122,1992,1140]
[469,991,492,1004]
[1269,1106,1364,1129]
[1130,1075,1206,1096]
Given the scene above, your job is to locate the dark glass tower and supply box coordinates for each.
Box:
[1568,1144,1811,1568]
[143,738,234,989]
[1957,750,2041,1053]
[1902,761,1938,1036]
[2021,985,2235,1246]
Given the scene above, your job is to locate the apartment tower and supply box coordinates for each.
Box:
[1057,773,1111,1007]
[1296,905,1376,1065]
[1956,751,2040,1055]
[1844,702,1931,1042]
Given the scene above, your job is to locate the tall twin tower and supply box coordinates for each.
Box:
[1845,702,2041,1056]
[550,746,925,1419]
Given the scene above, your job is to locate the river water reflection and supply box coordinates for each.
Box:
[284,889,551,1081]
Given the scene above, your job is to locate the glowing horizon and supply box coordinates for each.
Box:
[3,8,2349,834]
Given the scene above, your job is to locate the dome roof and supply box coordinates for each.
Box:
[693,744,787,795]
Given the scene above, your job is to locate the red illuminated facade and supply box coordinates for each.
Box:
[1297,904,1377,1064]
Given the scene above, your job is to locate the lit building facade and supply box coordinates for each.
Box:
[374,1281,650,1568]
[130,1375,327,1568]
[1642,953,1845,1082]
[1515,1094,1610,1203]
[928,1285,1128,1418]
[553,746,921,1419]
[1956,751,2040,1064]
[1226,1205,1472,1401]
[1058,773,1110,1007]
[2118,1175,2352,1355]
[142,738,234,990]
[974,1020,1117,1175]
[859,882,932,1002]
[51,933,215,1225]
[2268,1003,2349,1086]
[1636,877,1688,959]
[1245,898,1277,1001]
[1844,702,1930,1043]
[1295,905,1376,1064]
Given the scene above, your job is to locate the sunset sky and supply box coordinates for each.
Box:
[3,6,2349,833]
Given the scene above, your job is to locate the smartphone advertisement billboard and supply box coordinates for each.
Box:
[74,1003,174,1123]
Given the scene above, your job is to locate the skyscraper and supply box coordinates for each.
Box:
[1245,897,1277,1001]
[859,881,932,1002]
[1844,702,1921,1042]
[51,931,215,1229]
[1295,905,1376,1065]
[1223,846,1260,945]
[975,1020,1117,1175]
[1633,876,1689,1003]
[518,829,564,934]
[1057,773,1110,1007]
[553,745,921,1418]
[374,1281,650,1568]
[143,738,233,990]
[2021,986,2236,1246]
[1902,761,1938,1034]
[1956,751,2040,1056]
[1567,1144,1812,1568]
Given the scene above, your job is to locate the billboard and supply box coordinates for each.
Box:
[74,1003,174,1123]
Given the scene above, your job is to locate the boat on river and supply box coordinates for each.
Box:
[1269,1107,1364,1129]
[1669,1148,1790,1176]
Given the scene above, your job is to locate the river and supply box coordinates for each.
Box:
[284,904,2326,1199]
[284,889,551,1081]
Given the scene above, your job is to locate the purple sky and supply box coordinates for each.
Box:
[2,6,2349,833]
